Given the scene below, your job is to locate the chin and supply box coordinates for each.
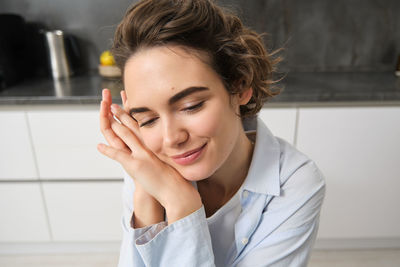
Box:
[180,171,211,182]
[176,161,219,182]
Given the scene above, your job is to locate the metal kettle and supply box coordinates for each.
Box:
[43,30,80,79]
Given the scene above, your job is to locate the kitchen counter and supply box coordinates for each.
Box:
[0,72,399,107]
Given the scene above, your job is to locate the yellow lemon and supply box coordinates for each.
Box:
[100,50,116,66]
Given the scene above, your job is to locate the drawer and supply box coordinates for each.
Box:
[28,110,123,179]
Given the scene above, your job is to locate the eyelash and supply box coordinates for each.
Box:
[139,101,205,127]
[182,101,205,114]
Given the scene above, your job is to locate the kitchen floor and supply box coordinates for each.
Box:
[0,249,400,267]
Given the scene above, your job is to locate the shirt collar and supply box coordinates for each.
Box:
[242,116,281,197]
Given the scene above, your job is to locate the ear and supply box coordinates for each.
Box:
[238,87,253,105]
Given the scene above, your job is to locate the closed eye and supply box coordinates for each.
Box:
[139,117,158,127]
[183,101,204,113]
[139,101,205,127]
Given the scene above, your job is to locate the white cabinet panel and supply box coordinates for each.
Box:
[0,183,50,241]
[28,110,123,179]
[0,112,37,180]
[42,181,123,241]
[297,107,400,239]
[259,108,297,145]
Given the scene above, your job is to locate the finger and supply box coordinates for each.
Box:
[121,90,132,116]
[121,90,127,109]
[97,143,132,164]
[110,103,143,143]
[100,89,112,121]
[102,88,113,104]
[100,99,131,153]
[110,114,142,152]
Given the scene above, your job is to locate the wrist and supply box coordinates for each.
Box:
[134,182,158,202]
[133,197,164,228]
[133,183,164,228]
[164,189,202,224]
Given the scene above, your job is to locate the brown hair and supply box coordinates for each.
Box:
[112,0,282,117]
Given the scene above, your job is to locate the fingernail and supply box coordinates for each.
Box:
[110,104,117,114]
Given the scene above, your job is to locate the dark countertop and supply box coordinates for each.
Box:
[1,72,400,106]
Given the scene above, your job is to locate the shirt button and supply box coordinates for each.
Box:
[241,237,248,245]
[242,190,249,198]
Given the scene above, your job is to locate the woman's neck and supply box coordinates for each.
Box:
[197,127,254,213]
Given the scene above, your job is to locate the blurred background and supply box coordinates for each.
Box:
[0,0,399,266]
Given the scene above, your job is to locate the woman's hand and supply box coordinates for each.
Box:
[99,89,164,227]
[98,89,202,224]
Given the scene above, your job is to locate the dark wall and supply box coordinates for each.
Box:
[221,0,400,72]
[2,0,399,72]
[1,0,135,72]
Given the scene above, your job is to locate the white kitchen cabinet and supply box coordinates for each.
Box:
[0,111,37,180]
[0,183,50,242]
[296,107,400,239]
[42,181,123,241]
[259,107,297,145]
[27,110,123,179]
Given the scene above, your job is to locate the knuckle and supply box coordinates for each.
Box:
[126,121,137,131]
[111,121,121,133]
[110,149,119,161]
[104,128,115,138]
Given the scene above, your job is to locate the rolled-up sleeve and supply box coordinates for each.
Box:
[118,170,151,267]
[135,206,215,266]
[118,170,216,267]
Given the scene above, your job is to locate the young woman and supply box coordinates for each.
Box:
[98,0,325,266]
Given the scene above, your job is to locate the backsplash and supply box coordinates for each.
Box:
[2,0,399,72]
[221,0,400,72]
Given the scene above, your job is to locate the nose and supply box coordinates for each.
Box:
[162,118,189,148]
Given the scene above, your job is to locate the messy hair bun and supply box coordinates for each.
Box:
[112,0,282,116]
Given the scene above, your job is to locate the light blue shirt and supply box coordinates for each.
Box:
[118,117,326,267]
[194,180,242,266]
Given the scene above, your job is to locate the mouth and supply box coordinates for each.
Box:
[171,143,207,166]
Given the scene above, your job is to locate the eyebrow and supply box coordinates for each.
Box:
[129,86,209,116]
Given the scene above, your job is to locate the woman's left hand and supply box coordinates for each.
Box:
[97,90,202,224]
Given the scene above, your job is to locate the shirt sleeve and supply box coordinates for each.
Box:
[118,169,216,267]
[235,160,326,267]
[118,170,153,267]
[135,205,216,266]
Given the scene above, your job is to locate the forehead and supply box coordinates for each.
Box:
[123,45,221,105]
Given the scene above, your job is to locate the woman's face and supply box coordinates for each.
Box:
[124,45,243,181]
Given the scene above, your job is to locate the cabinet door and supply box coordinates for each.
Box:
[259,108,297,145]
[0,112,37,180]
[0,183,50,241]
[28,110,123,179]
[296,107,400,239]
[42,181,123,241]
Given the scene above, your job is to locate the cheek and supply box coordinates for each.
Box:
[141,129,163,154]
[186,103,223,138]
[188,100,236,142]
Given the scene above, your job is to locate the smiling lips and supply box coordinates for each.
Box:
[171,143,207,165]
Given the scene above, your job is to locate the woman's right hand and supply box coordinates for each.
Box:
[99,88,164,227]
